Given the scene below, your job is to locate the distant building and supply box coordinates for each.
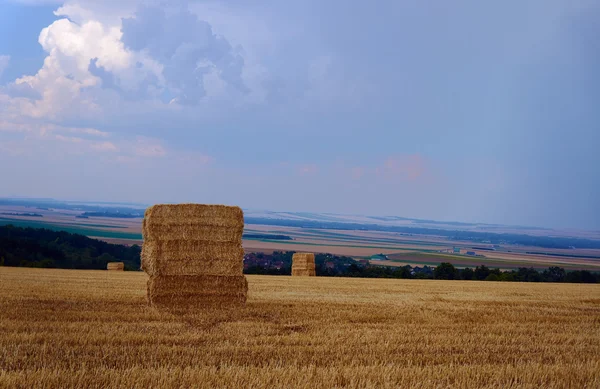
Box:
[453,247,461,254]
[370,254,389,261]
[466,251,476,256]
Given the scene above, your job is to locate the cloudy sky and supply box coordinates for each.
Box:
[0,0,598,229]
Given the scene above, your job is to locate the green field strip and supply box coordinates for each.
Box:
[0,219,142,240]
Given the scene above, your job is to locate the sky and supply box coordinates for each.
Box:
[0,0,598,230]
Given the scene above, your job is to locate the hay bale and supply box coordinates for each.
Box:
[107,262,124,271]
[142,240,244,276]
[292,252,316,276]
[143,204,243,241]
[291,269,316,276]
[142,203,247,309]
[147,275,248,307]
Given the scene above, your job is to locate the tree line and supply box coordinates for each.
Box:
[0,225,141,270]
[245,251,599,283]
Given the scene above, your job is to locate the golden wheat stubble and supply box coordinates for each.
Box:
[0,267,599,388]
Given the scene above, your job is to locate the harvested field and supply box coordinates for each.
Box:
[1,267,599,388]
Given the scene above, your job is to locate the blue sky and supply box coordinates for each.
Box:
[0,0,598,229]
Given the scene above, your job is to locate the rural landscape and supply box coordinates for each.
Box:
[2,197,599,273]
[2,0,600,387]
[1,198,599,387]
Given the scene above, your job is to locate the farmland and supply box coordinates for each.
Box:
[1,267,599,388]
[1,202,600,271]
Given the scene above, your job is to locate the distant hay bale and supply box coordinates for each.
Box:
[142,203,247,309]
[292,252,316,276]
[107,262,124,271]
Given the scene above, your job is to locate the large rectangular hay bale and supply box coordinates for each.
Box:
[141,203,245,274]
[147,275,248,307]
[142,240,243,276]
[143,204,244,242]
[142,203,248,308]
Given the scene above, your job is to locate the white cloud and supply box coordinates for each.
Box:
[0,120,109,137]
[90,141,118,152]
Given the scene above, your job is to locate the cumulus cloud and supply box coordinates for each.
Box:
[120,4,249,104]
[9,17,133,119]
[1,0,262,129]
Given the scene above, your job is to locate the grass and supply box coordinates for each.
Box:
[1,267,599,388]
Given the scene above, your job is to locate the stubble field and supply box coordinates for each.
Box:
[1,267,599,388]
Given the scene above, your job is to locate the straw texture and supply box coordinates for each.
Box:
[147,275,248,307]
[106,262,124,271]
[142,203,247,309]
[292,252,316,276]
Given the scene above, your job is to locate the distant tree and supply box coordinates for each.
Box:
[543,266,566,283]
[517,267,542,282]
[565,270,598,284]
[397,265,413,279]
[460,267,474,280]
[499,272,516,282]
[0,225,141,270]
[485,273,500,281]
[474,265,490,280]
[434,262,458,280]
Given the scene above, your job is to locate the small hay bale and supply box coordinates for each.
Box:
[292,252,316,276]
[107,262,125,271]
[142,203,247,309]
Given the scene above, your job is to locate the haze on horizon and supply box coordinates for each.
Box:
[0,0,598,230]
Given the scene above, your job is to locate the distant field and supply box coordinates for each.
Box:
[385,252,600,271]
[1,267,598,388]
[0,218,142,240]
[1,205,599,271]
